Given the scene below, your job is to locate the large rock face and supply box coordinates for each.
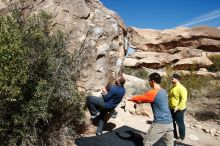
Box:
[127,26,220,74]
[1,0,128,95]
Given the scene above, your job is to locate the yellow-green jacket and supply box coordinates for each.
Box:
[169,82,187,110]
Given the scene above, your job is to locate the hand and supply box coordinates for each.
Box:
[101,87,107,95]
[174,106,178,112]
[126,97,132,101]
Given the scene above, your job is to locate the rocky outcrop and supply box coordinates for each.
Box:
[1,0,128,95]
[126,26,220,73]
[123,74,153,117]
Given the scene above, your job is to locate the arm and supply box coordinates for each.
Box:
[176,87,187,110]
[101,87,108,95]
[102,86,115,101]
[128,90,157,103]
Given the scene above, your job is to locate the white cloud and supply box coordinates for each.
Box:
[179,9,220,27]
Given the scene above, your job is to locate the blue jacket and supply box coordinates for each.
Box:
[102,85,125,109]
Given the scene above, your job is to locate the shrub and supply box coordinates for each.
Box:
[131,85,148,96]
[180,74,212,98]
[208,55,220,72]
[0,11,85,145]
[124,67,148,79]
[161,66,219,99]
[160,66,173,91]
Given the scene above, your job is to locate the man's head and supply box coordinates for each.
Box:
[171,73,181,84]
[115,76,126,86]
[148,72,161,87]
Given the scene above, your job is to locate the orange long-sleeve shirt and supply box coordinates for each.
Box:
[130,89,159,103]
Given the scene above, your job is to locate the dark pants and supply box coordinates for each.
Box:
[86,96,113,134]
[171,109,186,140]
[87,96,105,116]
[96,109,112,134]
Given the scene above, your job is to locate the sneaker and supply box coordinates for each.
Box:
[91,112,100,119]
[110,110,118,119]
[96,132,102,136]
[174,135,179,140]
[176,138,184,143]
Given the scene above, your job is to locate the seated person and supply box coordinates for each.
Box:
[86,76,126,135]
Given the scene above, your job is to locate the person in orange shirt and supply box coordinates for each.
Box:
[128,72,174,146]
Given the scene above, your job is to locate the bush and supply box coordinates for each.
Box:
[161,66,219,99]
[208,55,220,72]
[180,74,212,98]
[0,11,85,145]
[131,85,148,96]
[160,66,173,91]
[124,67,148,79]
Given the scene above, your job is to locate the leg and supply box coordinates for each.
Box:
[143,123,166,146]
[96,110,108,135]
[163,123,174,146]
[110,109,118,119]
[86,96,105,116]
[175,109,186,140]
[171,109,178,139]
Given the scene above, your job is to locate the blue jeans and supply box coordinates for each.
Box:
[86,96,113,134]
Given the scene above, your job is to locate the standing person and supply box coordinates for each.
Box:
[128,73,173,146]
[169,73,187,141]
[86,76,126,136]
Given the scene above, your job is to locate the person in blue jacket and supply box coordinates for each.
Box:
[87,76,126,135]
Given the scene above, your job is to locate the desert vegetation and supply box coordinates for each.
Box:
[208,54,220,72]
[0,10,85,145]
[161,66,220,99]
[124,66,220,99]
[124,66,148,79]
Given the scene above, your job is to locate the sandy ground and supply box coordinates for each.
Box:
[81,96,220,146]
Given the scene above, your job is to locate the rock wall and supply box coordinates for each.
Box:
[126,26,220,76]
[0,0,128,95]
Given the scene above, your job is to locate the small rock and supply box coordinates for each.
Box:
[203,128,209,133]
[188,134,199,141]
[210,129,217,134]
[194,124,202,129]
[214,133,219,137]
[199,68,208,72]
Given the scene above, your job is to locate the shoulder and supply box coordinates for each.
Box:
[157,89,168,96]
[111,85,125,91]
[159,88,168,94]
[146,89,160,96]
[170,85,176,91]
[178,83,187,91]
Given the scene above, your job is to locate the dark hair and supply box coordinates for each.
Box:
[172,73,181,80]
[118,77,126,86]
[149,72,161,84]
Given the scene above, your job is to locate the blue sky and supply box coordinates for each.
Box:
[100,0,220,30]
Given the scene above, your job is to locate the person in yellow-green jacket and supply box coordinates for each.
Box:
[169,73,187,142]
